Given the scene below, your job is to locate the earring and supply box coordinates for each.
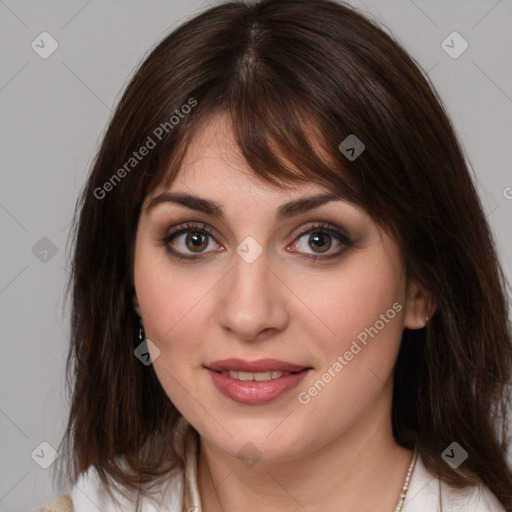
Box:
[139,326,145,340]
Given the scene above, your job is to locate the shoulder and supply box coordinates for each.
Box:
[66,462,185,512]
[41,419,198,512]
[403,455,506,512]
[30,494,73,512]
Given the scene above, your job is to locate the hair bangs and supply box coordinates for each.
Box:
[149,70,365,213]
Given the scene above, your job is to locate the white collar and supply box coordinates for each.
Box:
[70,424,504,512]
[402,449,504,511]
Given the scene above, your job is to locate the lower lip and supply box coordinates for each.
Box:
[206,368,310,405]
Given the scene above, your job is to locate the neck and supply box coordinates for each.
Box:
[197,388,414,512]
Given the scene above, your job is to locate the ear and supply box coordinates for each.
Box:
[133,293,142,322]
[403,280,434,330]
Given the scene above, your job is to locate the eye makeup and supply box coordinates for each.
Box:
[157,220,354,262]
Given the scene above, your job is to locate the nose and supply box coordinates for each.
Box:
[215,244,289,341]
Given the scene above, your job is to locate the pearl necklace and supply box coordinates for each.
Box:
[393,447,419,512]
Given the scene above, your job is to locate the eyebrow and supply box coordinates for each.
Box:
[145,191,346,221]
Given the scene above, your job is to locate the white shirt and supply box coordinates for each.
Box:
[69,426,505,512]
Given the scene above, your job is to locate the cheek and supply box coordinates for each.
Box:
[293,253,406,437]
[305,248,406,358]
[133,246,214,362]
[134,253,216,411]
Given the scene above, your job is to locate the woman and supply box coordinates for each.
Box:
[35,0,512,510]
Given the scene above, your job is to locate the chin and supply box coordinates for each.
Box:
[199,419,314,464]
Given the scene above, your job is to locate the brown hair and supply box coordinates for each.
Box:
[55,0,512,509]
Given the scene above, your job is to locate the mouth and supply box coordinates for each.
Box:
[205,358,311,404]
[216,369,295,381]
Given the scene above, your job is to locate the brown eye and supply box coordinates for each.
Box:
[185,231,209,252]
[159,222,221,260]
[308,231,332,253]
[289,222,353,261]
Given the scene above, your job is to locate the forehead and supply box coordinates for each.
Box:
[150,112,331,202]
[146,113,332,206]
[140,113,391,250]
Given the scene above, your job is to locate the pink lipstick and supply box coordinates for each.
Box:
[205,358,311,405]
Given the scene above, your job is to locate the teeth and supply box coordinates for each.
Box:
[255,371,272,381]
[221,370,292,381]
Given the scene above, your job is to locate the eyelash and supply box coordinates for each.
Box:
[158,221,353,262]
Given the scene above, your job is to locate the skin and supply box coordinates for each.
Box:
[132,113,431,512]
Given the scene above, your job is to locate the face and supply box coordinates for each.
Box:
[132,113,428,463]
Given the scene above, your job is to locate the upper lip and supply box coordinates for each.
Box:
[207,358,308,373]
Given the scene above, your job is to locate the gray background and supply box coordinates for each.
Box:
[1,0,511,510]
